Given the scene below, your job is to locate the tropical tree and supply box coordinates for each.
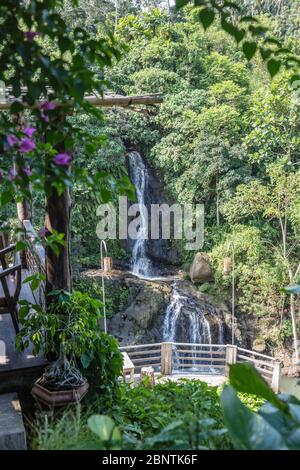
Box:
[224,160,300,361]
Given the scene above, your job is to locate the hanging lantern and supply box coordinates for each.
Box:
[101,256,113,274]
[223,256,232,276]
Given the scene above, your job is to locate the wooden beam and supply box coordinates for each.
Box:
[0,93,163,110]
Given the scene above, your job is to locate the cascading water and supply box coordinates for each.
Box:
[162,283,224,371]
[127,151,224,371]
[128,151,154,278]
[162,284,212,345]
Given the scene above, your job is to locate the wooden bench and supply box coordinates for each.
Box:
[122,352,135,386]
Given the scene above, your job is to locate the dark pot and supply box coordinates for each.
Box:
[31,378,89,408]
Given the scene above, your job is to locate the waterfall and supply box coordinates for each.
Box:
[162,283,213,369]
[127,151,224,366]
[128,151,154,278]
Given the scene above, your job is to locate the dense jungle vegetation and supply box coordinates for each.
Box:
[1,0,300,453]
[61,1,300,357]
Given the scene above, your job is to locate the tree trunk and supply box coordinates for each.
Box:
[45,187,72,299]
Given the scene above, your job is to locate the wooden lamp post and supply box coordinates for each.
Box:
[223,241,235,345]
[100,239,112,334]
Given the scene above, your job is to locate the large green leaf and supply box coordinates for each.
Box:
[267,58,281,77]
[175,0,190,8]
[259,402,300,449]
[229,363,288,413]
[198,8,215,30]
[221,386,287,450]
[87,415,121,444]
[242,41,257,61]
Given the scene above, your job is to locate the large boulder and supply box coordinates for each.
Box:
[189,252,214,284]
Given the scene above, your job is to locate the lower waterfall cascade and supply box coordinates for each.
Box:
[162,282,224,369]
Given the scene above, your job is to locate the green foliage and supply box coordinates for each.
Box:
[177,1,300,86]
[111,379,231,449]
[0,0,124,211]
[82,332,123,401]
[31,406,99,450]
[221,363,300,450]
[17,290,102,356]
[210,224,285,317]
[31,377,266,450]
[17,289,123,398]
[87,415,121,450]
[73,276,129,317]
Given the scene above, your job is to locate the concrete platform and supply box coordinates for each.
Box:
[0,393,26,450]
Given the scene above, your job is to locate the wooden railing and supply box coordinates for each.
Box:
[236,346,280,391]
[120,342,281,392]
[22,220,46,307]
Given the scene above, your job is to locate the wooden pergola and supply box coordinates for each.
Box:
[1,91,163,299]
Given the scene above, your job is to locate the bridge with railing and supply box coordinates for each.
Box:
[0,219,281,394]
[120,342,281,392]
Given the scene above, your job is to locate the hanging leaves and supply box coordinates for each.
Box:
[242,41,257,61]
[198,8,215,30]
[267,58,281,77]
[176,0,300,79]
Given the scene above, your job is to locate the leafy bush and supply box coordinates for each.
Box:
[111,379,231,450]
[17,290,123,399]
[32,377,268,450]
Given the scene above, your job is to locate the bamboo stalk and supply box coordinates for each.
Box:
[0,93,163,110]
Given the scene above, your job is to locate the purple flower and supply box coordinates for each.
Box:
[41,113,50,123]
[38,227,49,238]
[7,134,19,146]
[23,126,36,138]
[8,167,18,181]
[53,153,71,166]
[24,31,40,41]
[23,166,32,177]
[41,101,57,111]
[19,138,36,153]
[0,169,3,181]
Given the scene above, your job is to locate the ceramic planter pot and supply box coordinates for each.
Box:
[32,378,89,408]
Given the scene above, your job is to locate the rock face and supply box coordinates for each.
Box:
[82,269,230,346]
[126,149,181,268]
[189,252,214,284]
[109,278,171,345]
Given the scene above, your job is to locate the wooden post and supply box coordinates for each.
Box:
[271,361,281,393]
[140,367,155,388]
[225,344,237,377]
[161,342,173,375]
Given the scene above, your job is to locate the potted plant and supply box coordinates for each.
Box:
[17,289,103,407]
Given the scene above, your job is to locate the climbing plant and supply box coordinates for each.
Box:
[0,0,130,231]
